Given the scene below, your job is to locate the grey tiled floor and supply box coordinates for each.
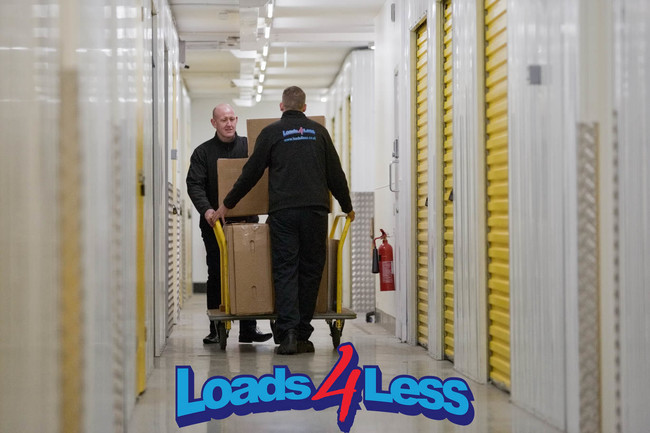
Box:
[127,294,561,433]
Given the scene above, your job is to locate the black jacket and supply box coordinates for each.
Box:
[186,133,249,217]
[223,110,352,214]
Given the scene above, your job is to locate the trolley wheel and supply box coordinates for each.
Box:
[328,319,345,349]
[217,321,228,350]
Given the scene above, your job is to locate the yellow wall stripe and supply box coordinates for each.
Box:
[59,68,83,433]
[485,0,510,390]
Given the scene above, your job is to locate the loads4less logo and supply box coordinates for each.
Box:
[176,343,475,432]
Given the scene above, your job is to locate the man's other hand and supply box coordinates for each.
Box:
[214,204,229,225]
[204,209,218,228]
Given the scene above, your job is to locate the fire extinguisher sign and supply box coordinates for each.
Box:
[381,261,393,283]
[176,343,475,431]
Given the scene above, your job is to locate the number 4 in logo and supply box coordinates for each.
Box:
[312,343,364,432]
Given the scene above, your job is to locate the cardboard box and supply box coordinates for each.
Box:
[315,238,339,313]
[217,158,269,217]
[224,223,274,315]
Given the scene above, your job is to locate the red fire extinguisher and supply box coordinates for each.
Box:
[372,229,395,291]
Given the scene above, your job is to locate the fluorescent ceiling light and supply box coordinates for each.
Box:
[230,49,258,59]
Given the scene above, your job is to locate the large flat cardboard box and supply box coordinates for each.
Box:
[315,239,339,313]
[218,158,269,217]
[224,223,274,315]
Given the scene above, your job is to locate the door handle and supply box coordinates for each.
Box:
[389,160,399,192]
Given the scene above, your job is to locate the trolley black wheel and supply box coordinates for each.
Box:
[217,321,228,350]
[269,320,280,344]
[328,319,344,349]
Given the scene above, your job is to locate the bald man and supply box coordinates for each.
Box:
[186,103,272,345]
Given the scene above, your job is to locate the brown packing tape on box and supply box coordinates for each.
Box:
[217,158,269,217]
[224,223,274,315]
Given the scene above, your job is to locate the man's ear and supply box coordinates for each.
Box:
[279,102,285,112]
[302,104,307,112]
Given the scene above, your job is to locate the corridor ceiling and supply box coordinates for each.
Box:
[170,0,386,105]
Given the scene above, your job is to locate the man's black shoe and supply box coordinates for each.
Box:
[239,328,273,343]
[203,332,219,344]
[297,340,315,353]
[275,330,297,355]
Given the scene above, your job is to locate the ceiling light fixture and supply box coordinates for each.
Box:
[264,25,270,39]
[259,73,265,83]
[258,85,263,93]
[261,60,267,71]
[263,44,269,57]
[267,1,274,19]
[256,94,262,102]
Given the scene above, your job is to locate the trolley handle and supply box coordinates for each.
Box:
[333,215,352,314]
[212,220,230,315]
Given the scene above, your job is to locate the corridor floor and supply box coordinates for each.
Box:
[127,294,561,433]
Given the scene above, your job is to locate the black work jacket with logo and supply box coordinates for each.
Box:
[223,110,352,214]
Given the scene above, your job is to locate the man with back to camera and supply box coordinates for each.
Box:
[214,86,355,355]
[186,103,272,345]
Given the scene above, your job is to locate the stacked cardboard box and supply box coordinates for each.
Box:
[224,223,274,315]
[217,158,268,217]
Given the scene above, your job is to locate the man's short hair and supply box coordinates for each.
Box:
[282,86,306,111]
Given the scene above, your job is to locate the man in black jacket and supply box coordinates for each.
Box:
[215,87,355,355]
[186,103,272,345]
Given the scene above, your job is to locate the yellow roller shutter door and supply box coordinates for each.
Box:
[485,0,510,390]
[415,21,429,348]
[442,0,455,361]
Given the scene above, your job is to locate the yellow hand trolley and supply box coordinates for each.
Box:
[207,215,356,350]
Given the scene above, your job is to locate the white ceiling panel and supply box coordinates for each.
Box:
[184,50,240,71]
[171,6,240,33]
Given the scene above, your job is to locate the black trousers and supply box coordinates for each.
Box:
[200,218,257,334]
[268,207,328,341]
